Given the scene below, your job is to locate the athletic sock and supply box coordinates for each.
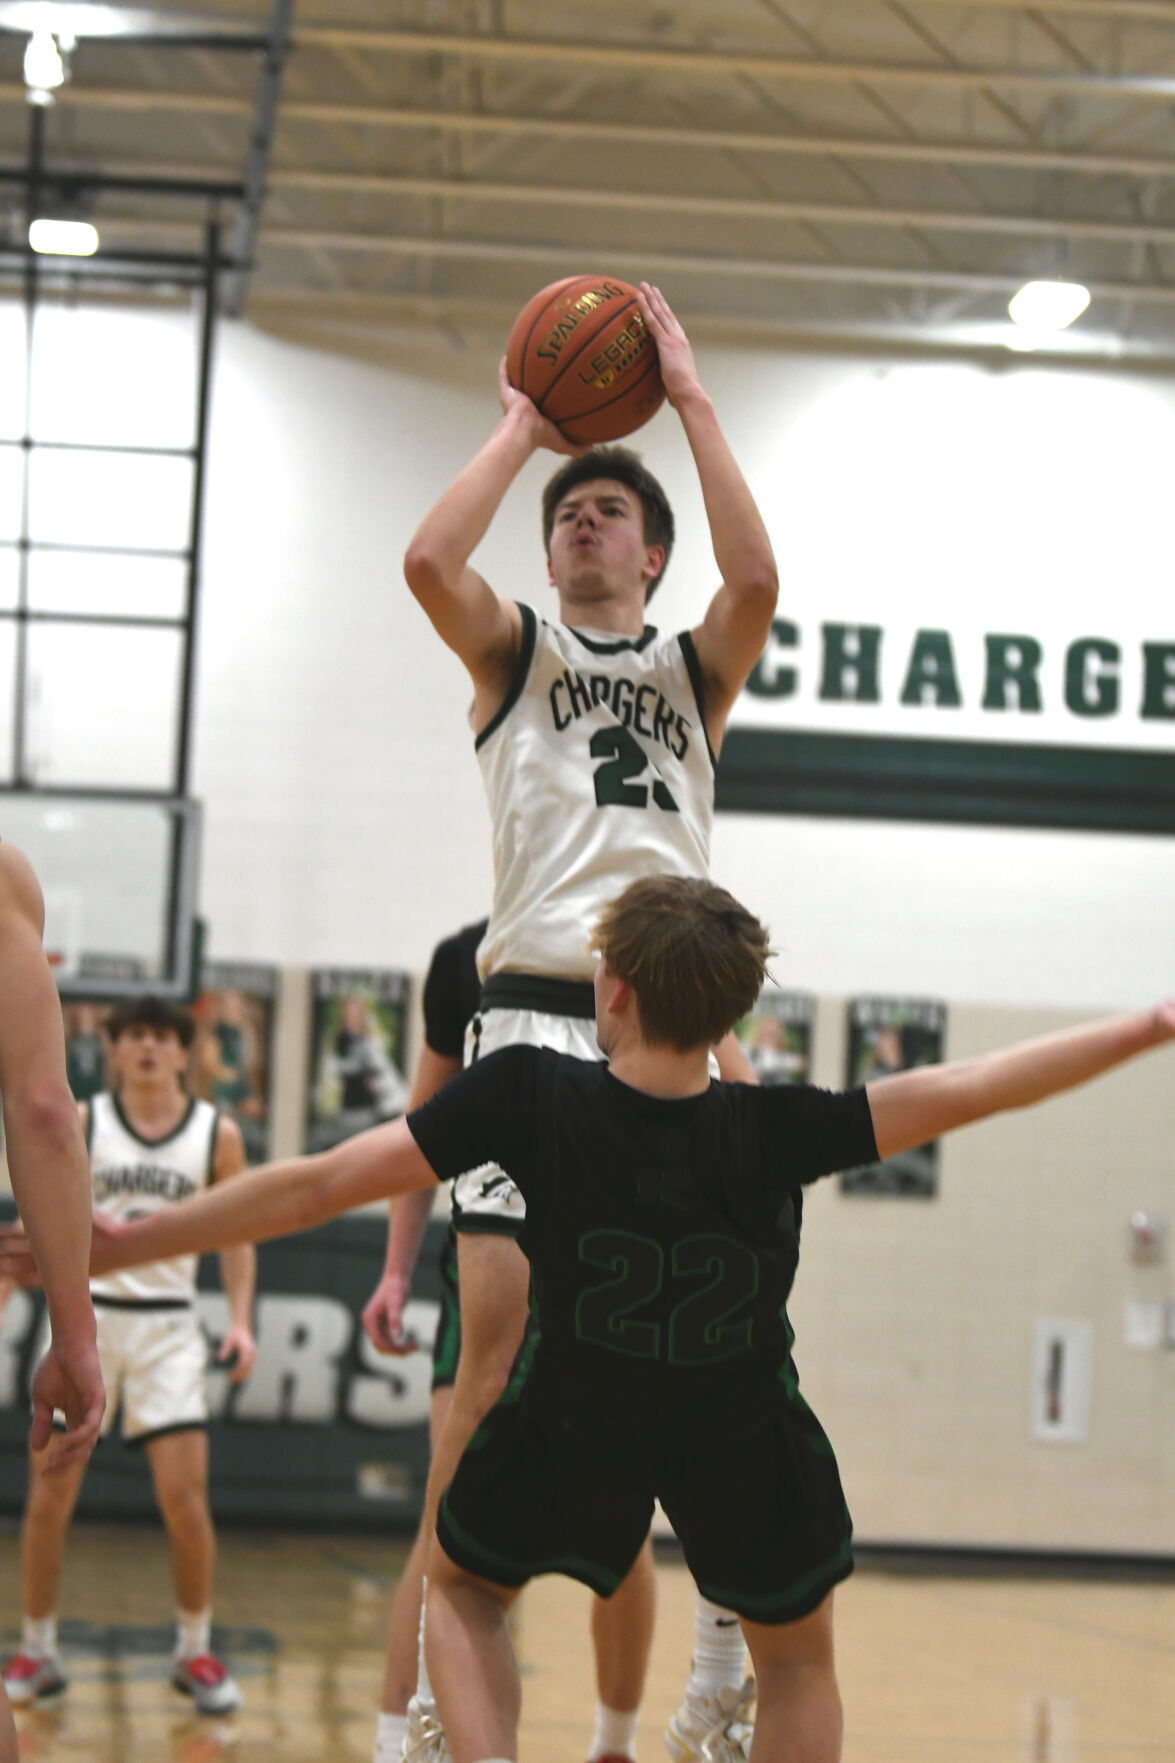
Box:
[685,1596,747,1702]
[373,1709,409,1762]
[414,1576,436,1709]
[21,1615,57,1658]
[175,1607,212,1660]
[589,1700,640,1759]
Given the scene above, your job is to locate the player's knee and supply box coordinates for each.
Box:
[157,1479,211,1535]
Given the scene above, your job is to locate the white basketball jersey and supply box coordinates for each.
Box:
[475,606,715,982]
[88,1091,218,1304]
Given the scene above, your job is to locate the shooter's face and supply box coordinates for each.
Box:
[547,480,661,601]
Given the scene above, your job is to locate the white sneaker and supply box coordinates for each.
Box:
[171,1651,243,1715]
[664,1678,756,1763]
[2,1650,67,1704]
[402,1694,452,1762]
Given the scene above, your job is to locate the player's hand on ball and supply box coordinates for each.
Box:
[497,358,582,457]
[638,283,702,407]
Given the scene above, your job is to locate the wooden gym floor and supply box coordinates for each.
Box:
[1,1521,1173,1761]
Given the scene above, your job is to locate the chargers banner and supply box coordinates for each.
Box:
[719,614,1175,832]
[0,1214,449,1525]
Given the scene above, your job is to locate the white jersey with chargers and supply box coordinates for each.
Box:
[87,1091,219,1304]
[475,606,716,983]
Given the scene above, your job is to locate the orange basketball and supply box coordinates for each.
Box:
[505,275,665,445]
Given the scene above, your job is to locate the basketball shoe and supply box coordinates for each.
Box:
[2,1650,67,1704]
[664,1676,755,1763]
[402,1693,452,1762]
[171,1652,243,1716]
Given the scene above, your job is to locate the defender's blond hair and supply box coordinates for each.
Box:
[593,875,771,1051]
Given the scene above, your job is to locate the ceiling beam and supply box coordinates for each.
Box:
[247,225,1175,304]
[261,167,1175,246]
[10,88,1175,183]
[290,25,1175,99]
[222,0,294,316]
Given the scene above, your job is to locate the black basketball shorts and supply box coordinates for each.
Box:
[435,1379,854,1625]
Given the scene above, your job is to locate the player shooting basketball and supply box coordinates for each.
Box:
[396,277,779,1762]
[2,875,1173,1763]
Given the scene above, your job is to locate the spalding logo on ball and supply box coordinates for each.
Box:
[506,275,665,445]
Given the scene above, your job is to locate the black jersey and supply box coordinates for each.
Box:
[408,1045,876,1450]
[422,919,487,1060]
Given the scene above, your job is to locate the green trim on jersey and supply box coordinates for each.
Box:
[437,1489,625,1593]
[110,1091,199,1153]
[677,629,717,771]
[475,602,539,752]
[568,624,658,657]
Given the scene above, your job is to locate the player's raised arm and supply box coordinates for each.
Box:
[77,1116,441,1278]
[638,283,779,750]
[403,367,579,719]
[867,1002,1175,1162]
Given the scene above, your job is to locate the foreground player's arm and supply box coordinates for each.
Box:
[402,373,576,714]
[362,1043,462,1354]
[0,844,103,1464]
[639,284,778,749]
[211,1116,257,1384]
[868,1003,1175,1161]
[83,1116,441,1277]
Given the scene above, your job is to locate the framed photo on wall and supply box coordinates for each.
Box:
[305,967,412,1153]
[841,997,946,1197]
[191,962,278,1165]
[734,987,815,1086]
[62,999,112,1102]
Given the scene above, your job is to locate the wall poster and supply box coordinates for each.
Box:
[841,996,946,1197]
[305,967,411,1152]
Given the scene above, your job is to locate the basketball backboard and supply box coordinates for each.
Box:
[0,788,201,999]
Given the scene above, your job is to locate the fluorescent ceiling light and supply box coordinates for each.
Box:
[29,217,98,255]
[23,25,64,89]
[1008,280,1091,332]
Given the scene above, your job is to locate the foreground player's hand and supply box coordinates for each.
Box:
[497,358,582,456]
[638,282,704,408]
[361,1271,417,1355]
[30,1333,104,1473]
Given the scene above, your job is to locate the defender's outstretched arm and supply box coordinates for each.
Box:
[2,1116,439,1283]
[868,1003,1175,1161]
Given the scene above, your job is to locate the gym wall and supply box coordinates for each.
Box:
[2,300,1172,1551]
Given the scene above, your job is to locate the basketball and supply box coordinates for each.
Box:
[505,275,665,445]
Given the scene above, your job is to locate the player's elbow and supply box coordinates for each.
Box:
[290,1160,335,1234]
[741,560,779,614]
[6,1082,80,1156]
[403,540,446,603]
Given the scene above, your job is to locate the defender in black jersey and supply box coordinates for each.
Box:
[15,877,1175,1763]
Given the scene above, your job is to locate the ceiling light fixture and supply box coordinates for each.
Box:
[1008,280,1091,333]
[23,25,65,102]
[28,216,99,255]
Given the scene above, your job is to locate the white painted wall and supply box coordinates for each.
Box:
[188,315,1175,1008]
[4,297,1174,1550]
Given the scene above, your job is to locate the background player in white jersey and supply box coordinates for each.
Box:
[400,281,778,1760]
[0,841,104,1763]
[11,877,1175,1763]
[2,995,257,1717]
